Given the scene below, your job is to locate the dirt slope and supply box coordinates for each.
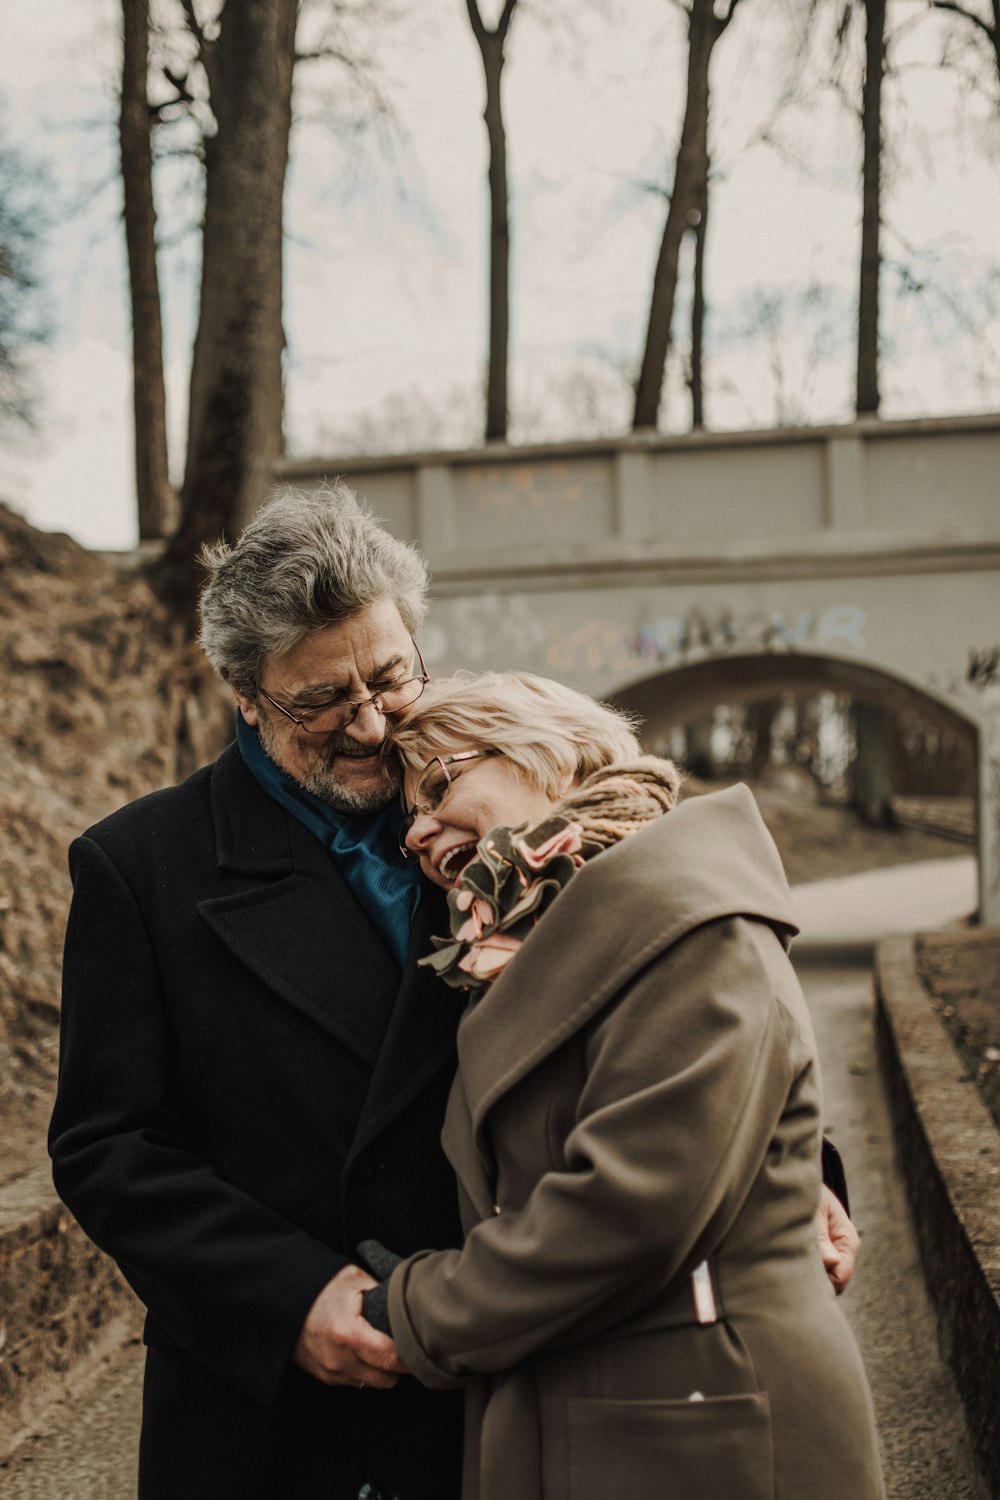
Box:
[0,502,229,1129]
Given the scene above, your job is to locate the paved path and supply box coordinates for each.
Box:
[793,853,986,1498]
[1,858,988,1497]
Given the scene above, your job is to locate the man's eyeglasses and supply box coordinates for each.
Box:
[398,749,499,856]
[258,640,429,735]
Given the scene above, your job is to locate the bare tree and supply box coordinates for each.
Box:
[857,0,886,415]
[0,118,50,431]
[931,0,1000,88]
[687,165,709,429]
[465,0,518,442]
[632,0,743,432]
[155,0,298,611]
[120,0,177,541]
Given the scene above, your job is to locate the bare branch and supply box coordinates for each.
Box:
[497,0,518,44]
[177,0,206,50]
[465,0,517,47]
[718,0,745,34]
[176,0,221,103]
[161,65,197,107]
[931,0,996,47]
[294,45,366,67]
[465,0,488,47]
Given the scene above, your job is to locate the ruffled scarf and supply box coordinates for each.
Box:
[419,756,682,993]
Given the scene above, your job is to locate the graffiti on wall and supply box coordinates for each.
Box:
[428,595,871,680]
[425,594,548,666]
[463,461,589,515]
[625,603,867,669]
[968,647,1000,691]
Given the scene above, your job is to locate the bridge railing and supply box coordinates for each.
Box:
[277,412,1000,583]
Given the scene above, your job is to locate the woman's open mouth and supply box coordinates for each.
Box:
[437,843,478,884]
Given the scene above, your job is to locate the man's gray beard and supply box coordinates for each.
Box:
[257,717,400,816]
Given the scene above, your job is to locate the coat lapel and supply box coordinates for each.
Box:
[197,744,401,1067]
[350,884,465,1159]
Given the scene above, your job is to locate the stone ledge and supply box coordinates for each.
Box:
[875,934,1000,1496]
[0,1163,142,1457]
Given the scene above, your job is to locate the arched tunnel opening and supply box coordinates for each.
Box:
[609,653,979,886]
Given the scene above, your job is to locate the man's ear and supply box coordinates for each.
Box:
[230,681,259,727]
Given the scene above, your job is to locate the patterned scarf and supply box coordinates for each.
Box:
[419,756,682,993]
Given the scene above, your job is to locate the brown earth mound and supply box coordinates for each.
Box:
[0,502,230,1148]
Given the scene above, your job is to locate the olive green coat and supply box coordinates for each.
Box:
[389,786,885,1500]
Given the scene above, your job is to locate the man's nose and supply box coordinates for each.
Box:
[343,698,387,747]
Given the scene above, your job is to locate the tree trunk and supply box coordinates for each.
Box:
[483,36,510,442]
[156,0,297,613]
[120,0,176,541]
[466,0,517,444]
[689,161,709,430]
[851,699,894,826]
[633,0,725,431]
[744,697,778,780]
[856,0,885,417]
[684,714,716,781]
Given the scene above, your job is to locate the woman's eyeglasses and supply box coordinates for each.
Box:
[398,749,499,856]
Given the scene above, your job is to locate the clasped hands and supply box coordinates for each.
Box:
[292,1256,406,1389]
[294,1192,859,1388]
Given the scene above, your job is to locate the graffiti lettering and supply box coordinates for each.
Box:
[545,620,634,676]
[968,647,1000,691]
[815,604,867,652]
[448,594,548,662]
[625,604,867,668]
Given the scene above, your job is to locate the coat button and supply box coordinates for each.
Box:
[492,1202,501,1215]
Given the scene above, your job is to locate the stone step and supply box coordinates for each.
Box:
[0,1165,142,1459]
[890,795,976,844]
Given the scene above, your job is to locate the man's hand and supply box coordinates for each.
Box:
[817,1184,860,1295]
[293,1264,408,1387]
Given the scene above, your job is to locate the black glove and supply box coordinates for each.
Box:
[821,1138,850,1216]
[357,1239,402,1335]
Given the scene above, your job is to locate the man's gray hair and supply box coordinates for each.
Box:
[198,482,429,693]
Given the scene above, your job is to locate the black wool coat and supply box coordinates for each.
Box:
[49,743,465,1500]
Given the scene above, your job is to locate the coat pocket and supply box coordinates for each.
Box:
[567,1392,773,1500]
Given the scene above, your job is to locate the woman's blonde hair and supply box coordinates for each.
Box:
[386,671,643,797]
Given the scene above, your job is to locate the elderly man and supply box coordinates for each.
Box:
[50,486,461,1500]
[50,484,857,1500]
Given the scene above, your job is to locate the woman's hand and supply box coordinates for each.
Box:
[816,1184,860,1294]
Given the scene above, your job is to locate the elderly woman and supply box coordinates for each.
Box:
[363,671,884,1500]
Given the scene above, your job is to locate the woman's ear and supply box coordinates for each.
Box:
[555,765,577,797]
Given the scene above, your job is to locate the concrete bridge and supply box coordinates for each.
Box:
[279,411,1000,923]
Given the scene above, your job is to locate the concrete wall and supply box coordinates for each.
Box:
[277,413,1000,921]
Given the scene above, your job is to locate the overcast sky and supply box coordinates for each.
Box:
[2,0,999,548]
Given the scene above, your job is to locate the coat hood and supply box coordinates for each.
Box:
[456,783,798,1135]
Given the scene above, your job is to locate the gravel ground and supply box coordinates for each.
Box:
[0,1340,143,1498]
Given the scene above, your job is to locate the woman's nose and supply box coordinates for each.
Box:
[405,811,438,855]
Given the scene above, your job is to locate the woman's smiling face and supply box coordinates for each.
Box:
[402,752,561,889]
